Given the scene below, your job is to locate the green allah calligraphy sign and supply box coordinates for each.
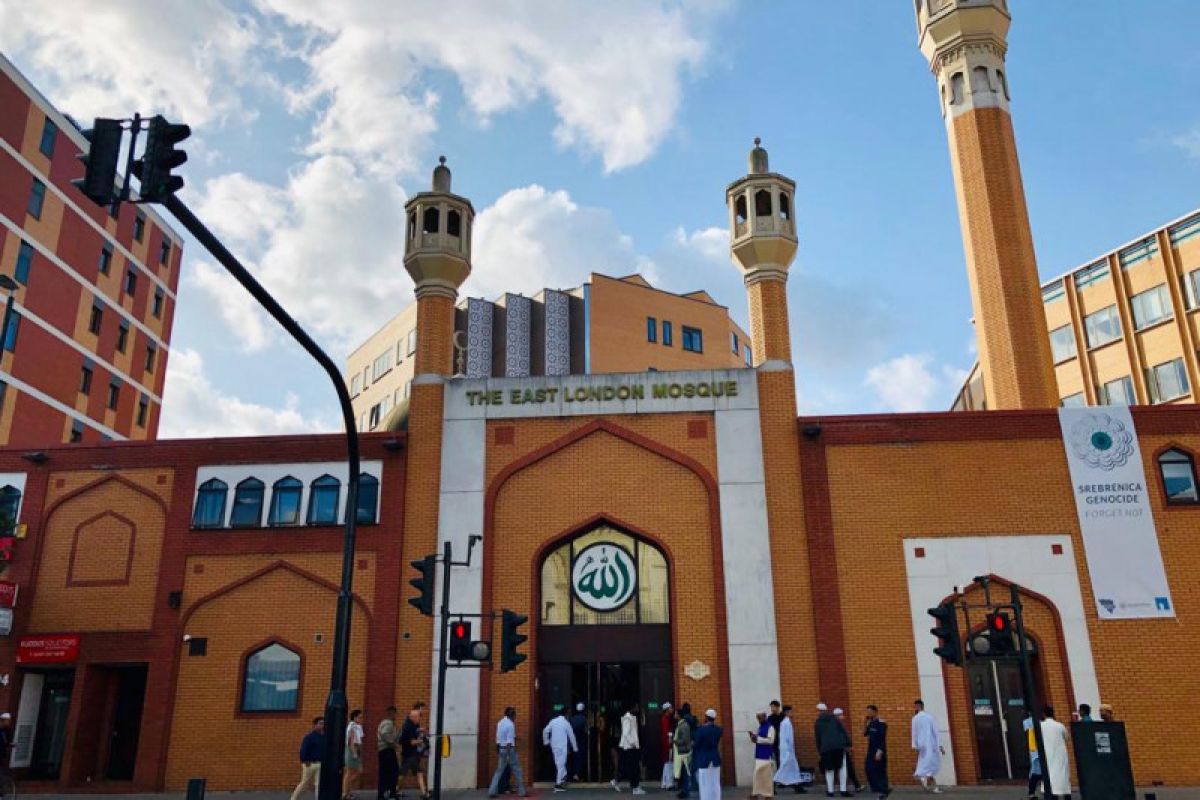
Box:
[571,543,637,612]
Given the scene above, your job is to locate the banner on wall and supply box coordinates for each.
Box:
[1058,407,1174,619]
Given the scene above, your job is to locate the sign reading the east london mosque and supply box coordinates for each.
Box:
[465,379,740,407]
[572,543,637,612]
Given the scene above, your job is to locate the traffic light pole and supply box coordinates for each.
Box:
[1010,584,1053,800]
[161,195,361,800]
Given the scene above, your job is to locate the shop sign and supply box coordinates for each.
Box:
[0,581,16,608]
[571,543,637,612]
[16,635,80,664]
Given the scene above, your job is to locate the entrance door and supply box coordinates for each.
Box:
[105,666,148,780]
[967,659,1034,781]
[29,670,74,780]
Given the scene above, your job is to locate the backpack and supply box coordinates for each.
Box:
[674,718,693,754]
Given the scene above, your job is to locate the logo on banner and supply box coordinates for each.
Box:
[1067,412,1135,471]
[571,543,636,611]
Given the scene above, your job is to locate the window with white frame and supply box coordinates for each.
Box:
[1083,305,1122,349]
[372,350,392,381]
[1049,324,1077,362]
[1130,284,1173,330]
[1158,448,1199,504]
[1099,375,1135,406]
[406,329,417,356]
[1145,358,1190,404]
[1059,393,1086,408]
[350,374,362,396]
[1184,270,1200,311]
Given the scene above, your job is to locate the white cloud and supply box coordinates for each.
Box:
[863,353,968,412]
[1170,127,1200,160]
[159,348,333,437]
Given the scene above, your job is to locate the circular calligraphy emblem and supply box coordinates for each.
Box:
[571,543,637,612]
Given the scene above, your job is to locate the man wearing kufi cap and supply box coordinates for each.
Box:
[693,709,723,800]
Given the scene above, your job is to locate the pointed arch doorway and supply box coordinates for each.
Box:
[536,522,673,783]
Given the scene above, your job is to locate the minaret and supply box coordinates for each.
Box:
[726,138,797,366]
[916,0,1058,409]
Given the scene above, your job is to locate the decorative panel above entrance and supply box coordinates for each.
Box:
[541,525,668,626]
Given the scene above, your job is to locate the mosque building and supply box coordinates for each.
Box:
[0,0,1196,793]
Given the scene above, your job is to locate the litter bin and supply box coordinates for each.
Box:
[1070,721,1134,800]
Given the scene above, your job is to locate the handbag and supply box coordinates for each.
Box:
[661,761,675,788]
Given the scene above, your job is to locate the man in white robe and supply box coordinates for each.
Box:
[1038,706,1071,799]
[910,700,942,793]
[774,706,804,792]
[543,708,578,792]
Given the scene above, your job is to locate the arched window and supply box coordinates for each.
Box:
[407,212,416,241]
[192,478,227,528]
[422,207,440,234]
[734,195,747,225]
[997,70,1010,100]
[241,642,301,712]
[356,474,380,524]
[1158,448,1199,504]
[268,476,304,526]
[307,475,341,525]
[778,192,791,221]
[971,65,992,94]
[754,189,772,218]
[230,477,265,527]
[540,524,669,626]
[950,72,966,105]
[447,209,462,237]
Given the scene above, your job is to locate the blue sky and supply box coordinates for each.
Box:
[3,1,1198,434]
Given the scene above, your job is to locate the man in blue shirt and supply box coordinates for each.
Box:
[290,717,325,800]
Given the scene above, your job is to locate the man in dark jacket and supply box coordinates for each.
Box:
[863,705,890,800]
[692,709,723,800]
[290,717,325,800]
[813,704,849,798]
[570,703,588,781]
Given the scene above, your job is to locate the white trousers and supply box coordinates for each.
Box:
[697,765,721,800]
[825,754,847,794]
[552,746,569,785]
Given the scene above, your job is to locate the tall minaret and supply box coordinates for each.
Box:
[727,138,797,367]
[917,0,1058,409]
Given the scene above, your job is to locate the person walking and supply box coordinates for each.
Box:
[775,705,805,794]
[767,700,784,771]
[342,709,365,800]
[660,702,676,790]
[612,702,645,795]
[910,700,942,794]
[570,703,589,782]
[833,709,862,793]
[400,703,431,800]
[749,710,777,800]
[1039,706,1071,800]
[814,703,849,797]
[488,707,528,798]
[377,706,400,800]
[863,705,890,800]
[673,703,695,799]
[1076,703,1093,723]
[692,709,723,800]
[545,707,579,792]
[1022,713,1041,800]
[291,717,325,800]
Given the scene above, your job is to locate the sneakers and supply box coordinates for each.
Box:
[930,789,943,795]
[611,779,621,792]
[632,788,647,796]
[554,786,566,793]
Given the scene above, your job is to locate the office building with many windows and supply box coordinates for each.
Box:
[0,54,182,444]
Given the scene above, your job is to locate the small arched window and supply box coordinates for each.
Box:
[950,72,966,105]
[0,485,20,527]
[407,212,416,241]
[422,207,440,234]
[268,476,304,526]
[778,192,791,221]
[447,209,462,237]
[230,477,265,527]
[1158,448,1199,504]
[192,478,228,528]
[242,642,301,712]
[307,475,341,525]
[734,195,747,225]
[971,65,992,94]
[997,70,1010,100]
[754,189,772,218]
[356,474,380,524]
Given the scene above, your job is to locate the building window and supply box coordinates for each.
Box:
[116,321,129,353]
[540,524,669,626]
[39,117,57,158]
[1158,448,1199,504]
[1059,393,1085,408]
[153,287,165,318]
[192,478,228,528]
[160,238,172,265]
[422,207,440,234]
[744,344,752,367]
[368,403,381,431]
[404,379,412,399]
[1083,305,1121,349]
[145,343,157,373]
[241,642,301,712]
[1183,270,1200,311]
[28,179,46,219]
[754,189,772,218]
[80,361,93,394]
[682,326,703,353]
[306,475,340,525]
[268,476,303,526]
[646,316,657,343]
[372,350,392,381]
[133,212,146,242]
[1118,237,1158,269]
[1130,284,1173,330]
[124,269,137,295]
[69,420,83,442]
[350,374,362,397]
[107,379,120,410]
[99,244,113,276]
[15,241,33,285]
[3,312,19,353]
[0,484,20,526]
[406,329,417,356]
[230,478,266,527]
[662,320,673,347]
[1146,358,1190,404]
[1169,213,1200,246]
[1041,281,1065,304]
[731,332,739,354]
[136,396,148,427]
[1099,375,1134,406]
[357,474,379,524]
[1074,261,1110,290]
[89,302,103,334]
[1049,324,1077,363]
[396,339,404,363]
[447,209,462,237]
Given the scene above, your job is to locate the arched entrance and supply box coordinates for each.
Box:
[964,637,1045,781]
[536,523,672,783]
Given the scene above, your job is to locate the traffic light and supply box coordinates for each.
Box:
[408,555,435,616]
[71,118,122,207]
[133,115,190,202]
[0,535,14,573]
[449,620,472,661]
[927,601,962,666]
[500,609,528,673]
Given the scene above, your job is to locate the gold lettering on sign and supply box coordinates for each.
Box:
[467,380,738,406]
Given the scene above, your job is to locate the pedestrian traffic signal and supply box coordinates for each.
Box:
[71,118,123,207]
[500,609,528,673]
[132,115,190,202]
[449,620,472,661]
[408,555,435,616]
[928,601,962,666]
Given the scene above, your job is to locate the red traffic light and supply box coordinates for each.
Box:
[988,612,1011,632]
[454,623,466,638]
